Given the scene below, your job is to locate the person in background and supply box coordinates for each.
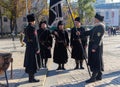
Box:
[20,31,25,47]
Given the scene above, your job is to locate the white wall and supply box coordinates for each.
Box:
[106,0,120,3]
[96,9,120,26]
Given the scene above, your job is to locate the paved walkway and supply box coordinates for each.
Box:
[0,39,48,87]
[0,35,120,87]
[45,35,120,87]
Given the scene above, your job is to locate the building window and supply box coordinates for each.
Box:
[106,11,109,19]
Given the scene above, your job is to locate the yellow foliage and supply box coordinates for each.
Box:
[41,9,49,16]
[65,10,78,28]
[62,5,78,28]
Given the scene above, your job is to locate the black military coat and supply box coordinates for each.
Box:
[24,23,38,74]
[37,28,53,59]
[84,23,105,72]
[70,27,87,60]
[53,29,69,64]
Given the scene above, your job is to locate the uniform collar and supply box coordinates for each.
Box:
[94,22,105,28]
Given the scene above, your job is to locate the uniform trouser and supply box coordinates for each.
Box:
[75,59,84,68]
[57,63,65,69]
[96,71,102,79]
[42,58,48,67]
[91,71,102,79]
[28,73,35,81]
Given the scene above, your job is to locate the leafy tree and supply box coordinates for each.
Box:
[31,0,48,24]
[0,0,31,35]
[63,5,78,28]
[62,0,79,28]
[77,0,95,24]
[0,6,3,37]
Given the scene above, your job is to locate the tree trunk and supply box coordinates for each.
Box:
[14,1,18,36]
[0,7,3,37]
[14,18,17,36]
[10,17,13,33]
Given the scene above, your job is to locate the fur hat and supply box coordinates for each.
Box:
[75,17,80,22]
[27,14,35,22]
[39,20,47,28]
[95,13,104,22]
[57,21,64,26]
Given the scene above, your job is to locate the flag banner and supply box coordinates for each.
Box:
[49,0,63,27]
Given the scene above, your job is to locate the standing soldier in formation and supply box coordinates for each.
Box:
[53,21,69,70]
[70,17,87,70]
[85,13,105,83]
[24,14,40,83]
[37,21,53,68]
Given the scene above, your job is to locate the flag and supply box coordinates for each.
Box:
[49,0,63,27]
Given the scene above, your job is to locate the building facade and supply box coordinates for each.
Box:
[106,0,120,3]
[0,15,27,34]
[95,3,120,27]
[0,0,46,35]
[95,0,106,5]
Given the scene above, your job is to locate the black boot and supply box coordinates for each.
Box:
[80,60,84,69]
[96,71,102,81]
[29,73,39,83]
[56,64,61,70]
[61,64,66,70]
[44,58,48,68]
[42,58,44,68]
[74,60,79,70]
[74,63,79,70]
[86,72,98,83]
[29,73,32,82]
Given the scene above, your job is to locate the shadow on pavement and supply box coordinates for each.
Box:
[0,68,47,87]
[103,70,120,79]
[95,70,120,87]
[47,67,81,77]
[52,80,86,87]
[0,68,47,80]
[48,70,120,87]
[0,69,25,80]
[47,69,69,77]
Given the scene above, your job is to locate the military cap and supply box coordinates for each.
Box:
[95,13,104,22]
[75,17,81,22]
[27,14,35,22]
[57,21,64,26]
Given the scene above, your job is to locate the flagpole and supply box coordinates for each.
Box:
[65,0,91,77]
[65,0,75,26]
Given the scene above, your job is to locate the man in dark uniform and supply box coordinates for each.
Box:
[24,14,40,83]
[85,13,105,83]
[70,17,87,69]
[37,21,53,68]
[53,21,69,70]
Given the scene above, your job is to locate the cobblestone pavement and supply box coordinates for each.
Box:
[0,35,120,87]
[44,35,120,87]
[0,38,47,87]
